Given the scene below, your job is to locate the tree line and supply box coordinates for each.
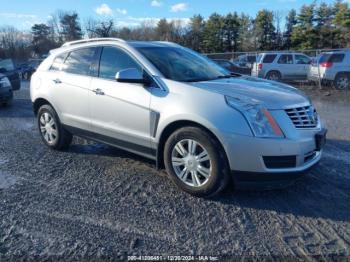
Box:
[0,0,349,61]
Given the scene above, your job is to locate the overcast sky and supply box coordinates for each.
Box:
[0,0,337,30]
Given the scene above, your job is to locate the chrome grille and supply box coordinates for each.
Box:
[285,105,318,129]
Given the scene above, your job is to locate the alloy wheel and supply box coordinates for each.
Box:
[171,139,212,187]
[39,112,58,144]
[336,76,349,90]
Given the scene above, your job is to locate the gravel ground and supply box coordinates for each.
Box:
[0,82,349,260]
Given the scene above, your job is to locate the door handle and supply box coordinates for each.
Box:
[53,78,62,84]
[92,88,105,95]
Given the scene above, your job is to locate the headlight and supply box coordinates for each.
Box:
[0,76,11,88]
[225,95,284,138]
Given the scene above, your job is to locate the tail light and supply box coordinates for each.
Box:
[320,61,333,68]
[258,63,263,70]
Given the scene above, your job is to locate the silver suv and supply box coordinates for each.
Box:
[308,51,350,90]
[252,52,311,81]
[30,38,326,197]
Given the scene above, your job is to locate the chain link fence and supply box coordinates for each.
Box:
[204,49,350,90]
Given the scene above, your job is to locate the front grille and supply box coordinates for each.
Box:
[285,105,318,129]
[263,155,297,169]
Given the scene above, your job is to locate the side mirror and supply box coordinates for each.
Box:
[116,68,148,84]
[0,68,6,73]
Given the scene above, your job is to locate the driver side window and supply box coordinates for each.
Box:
[99,46,142,80]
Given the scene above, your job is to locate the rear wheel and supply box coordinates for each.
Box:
[334,73,350,90]
[266,71,281,81]
[37,104,72,150]
[164,127,229,197]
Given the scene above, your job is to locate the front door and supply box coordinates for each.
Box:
[89,46,153,157]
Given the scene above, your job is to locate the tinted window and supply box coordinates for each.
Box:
[295,55,311,64]
[262,54,277,63]
[278,54,293,64]
[63,48,96,76]
[50,53,67,71]
[247,55,257,63]
[99,47,141,80]
[216,60,231,68]
[320,53,345,63]
[0,59,15,71]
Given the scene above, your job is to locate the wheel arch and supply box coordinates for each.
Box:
[33,98,53,116]
[335,71,350,78]
[156,120,229,170]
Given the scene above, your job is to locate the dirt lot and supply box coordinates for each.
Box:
[0,82,349,259]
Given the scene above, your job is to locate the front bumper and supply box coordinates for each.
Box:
[221,127,325,187]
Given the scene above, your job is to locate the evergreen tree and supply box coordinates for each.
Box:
[223,12,241,52]
[284,9,297,49]
[31,23,56,56]
[60,12,82,41]
[238,14,254,51]
[254,10,276,50]
[333,0,350,48]
[315,2,334,48]
[202,13,224,53]
[185,15,205,52]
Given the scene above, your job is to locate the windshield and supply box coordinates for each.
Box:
[136,46,230,82]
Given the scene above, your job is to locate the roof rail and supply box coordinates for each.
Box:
[62,38,125,47]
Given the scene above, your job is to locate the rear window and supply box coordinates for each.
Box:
[295,55,311,64]
[247,55,257,63]
[262,54,277,63]
[62,47,97,76]
[319,53,345,63]
[50,53,67,71]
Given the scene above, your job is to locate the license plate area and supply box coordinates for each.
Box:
[315,129,327,151]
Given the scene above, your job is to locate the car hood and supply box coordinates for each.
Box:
[189,76,310,110]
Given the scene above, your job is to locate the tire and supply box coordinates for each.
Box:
[37,104,72,150]
[164,126,230,197]
[334,73,350,90]
[266,71,281,81]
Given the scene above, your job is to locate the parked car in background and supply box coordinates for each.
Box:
[236,54,257,68]
[17,63,36,80]
[31,38,326,197]
[0,59,21,90]
[0,73,13,106]
[251,52,311,81]
[308,51,350,90]
[213,59,251,75]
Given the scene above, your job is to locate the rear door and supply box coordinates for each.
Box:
[276,54,294,79]
[294,54,311,80]
[49,47,99,130]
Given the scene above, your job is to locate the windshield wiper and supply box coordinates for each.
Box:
[183,78,213,82]
[215,73,242,79]
[183,73,241,82]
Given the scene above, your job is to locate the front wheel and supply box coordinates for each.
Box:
[37,104,72,150]
[164,127,229,197]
